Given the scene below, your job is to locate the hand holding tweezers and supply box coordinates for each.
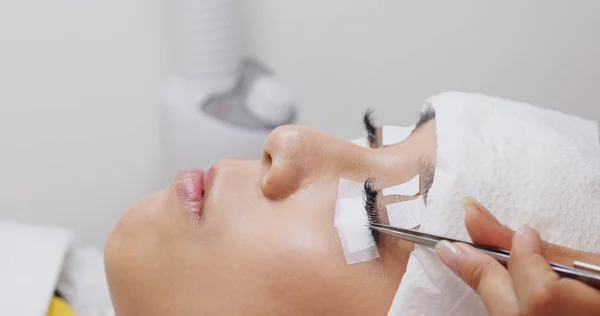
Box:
[368,223,600,290]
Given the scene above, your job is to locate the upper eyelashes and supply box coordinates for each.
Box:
[363,177,380,241]
[363,109,377,148]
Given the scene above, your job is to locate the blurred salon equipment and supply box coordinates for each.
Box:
[163,0,297,175]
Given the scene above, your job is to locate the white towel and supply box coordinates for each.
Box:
[388,92,600,315]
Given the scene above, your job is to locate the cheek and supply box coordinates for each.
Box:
[218,200,343,277]
[222,225,348,309]
[276,214,336,253]
[264,184,351,269]
[226,222,388,315]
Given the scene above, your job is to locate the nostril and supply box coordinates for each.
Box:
[260,151,272,187]
[262,151,272,168]
[260,125,307,200]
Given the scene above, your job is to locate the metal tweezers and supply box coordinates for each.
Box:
[368,223,600,290]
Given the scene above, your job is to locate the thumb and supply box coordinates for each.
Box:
[463,197,515,250]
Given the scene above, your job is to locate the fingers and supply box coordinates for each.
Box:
[463,197,515,250]
[508,226,600,315]
[457,198,600,315]
[547,279,600,315]
[463,197,600,266]
[435,241,519,315]
[508,226,560,314]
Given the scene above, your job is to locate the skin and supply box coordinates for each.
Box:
[105,120,437,316]
[436,198,600,315]
[106,116,600,315]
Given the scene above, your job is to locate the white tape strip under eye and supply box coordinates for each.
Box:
[382,175,420,196]
[334,178,364,227]
[333,178,380,264]
[382,125,415,146]
[336,227,380,264]
[337,198,376,252]
[350,137,369,148]
[386,196,425,229]
[337,178,364,200]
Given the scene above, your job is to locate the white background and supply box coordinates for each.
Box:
[1,0,599,246]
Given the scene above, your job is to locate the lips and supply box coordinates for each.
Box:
[174,169,205,214]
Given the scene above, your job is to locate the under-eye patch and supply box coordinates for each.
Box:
[334,178,380,264]
[350,137,369,148]
[334,175,426,265]
[337,198,376,252]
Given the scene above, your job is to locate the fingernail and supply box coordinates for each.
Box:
[463,197,499,224]
[435,240,461,272]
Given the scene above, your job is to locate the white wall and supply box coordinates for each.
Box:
[242,1,600,137]
[0,0,170,245]
[1,1,600,246]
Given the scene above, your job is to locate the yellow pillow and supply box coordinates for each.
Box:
[47,296,75,316]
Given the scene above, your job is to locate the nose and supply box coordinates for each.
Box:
[260,125,360,200]
[260,126,307,199]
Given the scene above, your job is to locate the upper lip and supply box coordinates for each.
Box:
[204,166,216,198]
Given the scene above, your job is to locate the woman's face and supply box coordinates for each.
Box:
[105,119,437,315]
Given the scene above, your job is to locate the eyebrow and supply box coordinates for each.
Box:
[417,156,435,201]
[409,109,436,201]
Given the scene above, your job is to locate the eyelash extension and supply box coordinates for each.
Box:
[363,109,377,147]
[363,177,380,241]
